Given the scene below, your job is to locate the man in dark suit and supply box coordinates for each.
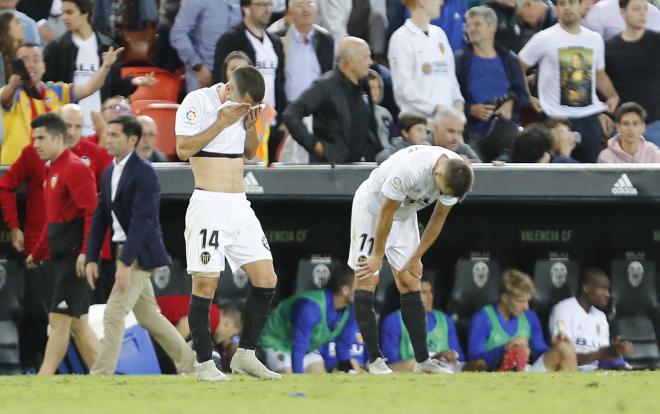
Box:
[84,115,196,375]
[283,37,382,163]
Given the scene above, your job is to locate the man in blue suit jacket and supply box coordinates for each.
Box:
[85,115,196,375]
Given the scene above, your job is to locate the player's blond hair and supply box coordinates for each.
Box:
[501,269,535,297]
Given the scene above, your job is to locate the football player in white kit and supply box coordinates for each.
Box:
[175,66,281,381]
[549,268,633,370]
[350,145,474,374]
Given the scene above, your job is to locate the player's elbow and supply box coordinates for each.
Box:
[243,148,257,160]
[175,140,190,161]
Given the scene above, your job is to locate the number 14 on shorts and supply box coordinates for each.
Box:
[200,229,219,249]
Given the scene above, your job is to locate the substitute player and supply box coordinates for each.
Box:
[175,66,280,381]
[25,113,100,375]
[351,145,473,374]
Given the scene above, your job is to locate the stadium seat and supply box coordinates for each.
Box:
[533,258,579,321]
[132,100,179,161]
[120,66,181,102]
[0,320,20,375]
[610,258,658,315]
[447,257,502,347]
[217,264,252,305]
[611,316,660,370]
[151,258,190,297]
[295,256,342,293]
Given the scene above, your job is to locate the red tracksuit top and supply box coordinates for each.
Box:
[0,142,113,259]
[30,149,97,261]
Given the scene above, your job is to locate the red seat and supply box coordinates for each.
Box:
[132,100,179,161]
[121,67,181,103]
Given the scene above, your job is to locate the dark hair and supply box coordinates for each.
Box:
[231,65,265,103]
[444,158,474,202]
[218,303,243,326]
[108,115,143,143]
[615,101,647,123]
[63,0,93,19]
[398,113,428,136]
[579,267,609,289]
[0,10,17,84]
[511,124,552,163]
[31,113,67,140]
[619,0,632,9]
[543,117,572,131]
[16,41,40,53]
[326,266,354,294]
[240,0,252,6]
[220,51,253,83]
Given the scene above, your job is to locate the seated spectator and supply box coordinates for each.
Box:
[544,118,579,163]
[511,123,552,163]
[170,0,241,92]
[388,0,464,121]
[516,0,557,48]
[376,112,429,164]
[598,102,660,163]
[468,269,577,372]
[283,37,381,163]
[258,266,360,374]
[136,114,168,162]
[428,107,481,163]
[367,69,393,153]
[92,0,158,43]
[549,267,633,371]
[0,42,121,164]
[43,0,156,138]
[583,0,660,40]
[605,0,660,146]
[455,6,528,158]
[0,0,40,45]
[380,277,464,372]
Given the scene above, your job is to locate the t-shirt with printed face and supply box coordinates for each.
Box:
[72,33,101,137]
[519,24,607,118]
[359,145,462,221]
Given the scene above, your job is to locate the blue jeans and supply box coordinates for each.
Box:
[644,120,660,147]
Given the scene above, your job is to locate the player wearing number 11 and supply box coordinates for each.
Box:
[349,145,473,374]
[175,66,280,381]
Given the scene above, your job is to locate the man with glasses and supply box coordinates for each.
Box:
[136,115,168,162]
[0,42,122,164]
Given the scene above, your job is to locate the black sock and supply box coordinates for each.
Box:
[239,287,275,350]
[354,289,383,363]
[400,291,429,363]
[189,295,213,363]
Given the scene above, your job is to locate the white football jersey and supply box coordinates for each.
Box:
[549,297,610,370]
[175,83,246,155]
[359,145,461,221]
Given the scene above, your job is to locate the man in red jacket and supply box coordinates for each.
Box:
[25,113,100,375]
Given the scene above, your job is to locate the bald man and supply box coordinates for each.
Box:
[283,37,382,164]
[136,115,168,162]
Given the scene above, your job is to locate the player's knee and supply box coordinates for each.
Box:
[555,340,576,359]
[355,273,379,291]
[396,271,420,292]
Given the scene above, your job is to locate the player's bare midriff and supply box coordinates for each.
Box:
[190,157,245,193]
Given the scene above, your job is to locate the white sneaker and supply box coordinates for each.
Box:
[196,360,231,381]
[367,357,393,375]
[413,358,454,374]
[230,348,282,380]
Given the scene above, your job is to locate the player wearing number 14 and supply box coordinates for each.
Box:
[175,66,280,381]
[349,145,474,374]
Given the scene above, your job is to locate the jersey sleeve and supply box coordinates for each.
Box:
[68,164,98,255]
[175,92,204,136]
[518,31,545,67]
[527,311,549,361]
[290,299,322,374]
[0,148,31,229]
[445,314,465,362]
[594,34,606,71]
[548,301,572,341]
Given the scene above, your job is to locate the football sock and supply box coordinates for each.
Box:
[354,289,383,363]
[238,286,275,350]
[189,295,213,363]
[400,291,429,363]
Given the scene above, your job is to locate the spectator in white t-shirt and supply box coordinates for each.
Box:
[388,0,464,121]
[519,0,620,163]
[583,0,660,40]
[549,267,633,371]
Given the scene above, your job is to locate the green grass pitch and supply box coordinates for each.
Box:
[1,372,659,414]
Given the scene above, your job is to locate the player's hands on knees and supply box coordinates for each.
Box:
[76,254,86,278]
[85,262,99,290]
[25,254,37,269]
[400,258,423,280]
[356,255,382,280]
[217,102,250,128]
[115,261,131,291]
